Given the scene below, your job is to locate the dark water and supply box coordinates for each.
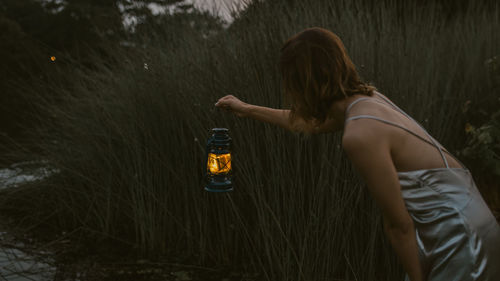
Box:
[0,232,56,281]
[0,161,58,280]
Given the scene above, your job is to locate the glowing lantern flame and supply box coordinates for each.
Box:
[205,128,233,192]
[207,153,231,174]
[50,56,56,62]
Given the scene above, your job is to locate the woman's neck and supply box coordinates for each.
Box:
[329,94,372,131]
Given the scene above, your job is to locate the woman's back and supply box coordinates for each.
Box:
[344,91,464,173]
[344,91,500,280]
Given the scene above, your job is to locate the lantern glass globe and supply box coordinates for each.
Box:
[207,153,232,174]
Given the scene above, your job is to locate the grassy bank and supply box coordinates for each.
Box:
[1,0,499,280]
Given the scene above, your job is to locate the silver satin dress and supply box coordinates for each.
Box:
[345,93,500,280]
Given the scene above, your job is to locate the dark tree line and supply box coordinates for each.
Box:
[0,0,225,165]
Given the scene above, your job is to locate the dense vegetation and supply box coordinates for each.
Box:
[1,0,499,280]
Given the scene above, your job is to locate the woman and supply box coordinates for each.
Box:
[215,27,500,281]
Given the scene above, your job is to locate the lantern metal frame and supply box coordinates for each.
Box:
[205,128,233,192]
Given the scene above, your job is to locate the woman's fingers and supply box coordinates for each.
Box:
[214,95,247,117]
[215,95,234,107]
[215,95,229,106]
[215,100,226,107]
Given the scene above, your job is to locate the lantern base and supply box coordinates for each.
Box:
[205,173,233,192]
[205,180,233,192]
[204,186,233,192]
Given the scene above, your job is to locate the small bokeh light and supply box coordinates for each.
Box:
[50,56,56,62]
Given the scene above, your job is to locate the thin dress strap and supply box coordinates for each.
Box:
[344,97,372,118]
[372,92,450,168]
[345,92,451,168]
[346,114,442,151]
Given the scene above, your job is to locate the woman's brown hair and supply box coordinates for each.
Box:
[279,27,375,125]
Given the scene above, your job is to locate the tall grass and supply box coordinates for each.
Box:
[1,0,499,280]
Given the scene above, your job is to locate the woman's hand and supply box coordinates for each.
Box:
[215,95,250,117]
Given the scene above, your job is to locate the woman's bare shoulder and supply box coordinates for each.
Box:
[342,118,392,150]
[342,91,401,149]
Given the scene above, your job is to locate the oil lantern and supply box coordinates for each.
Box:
[205,128,233,192]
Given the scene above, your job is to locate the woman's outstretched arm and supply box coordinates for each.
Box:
[215,94,331,134]
[342,119,424,281]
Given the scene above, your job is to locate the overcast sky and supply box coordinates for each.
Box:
[186,0,249,23]
[147,0,249,25]
[39,0,251,30]
[118,0,250,31]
